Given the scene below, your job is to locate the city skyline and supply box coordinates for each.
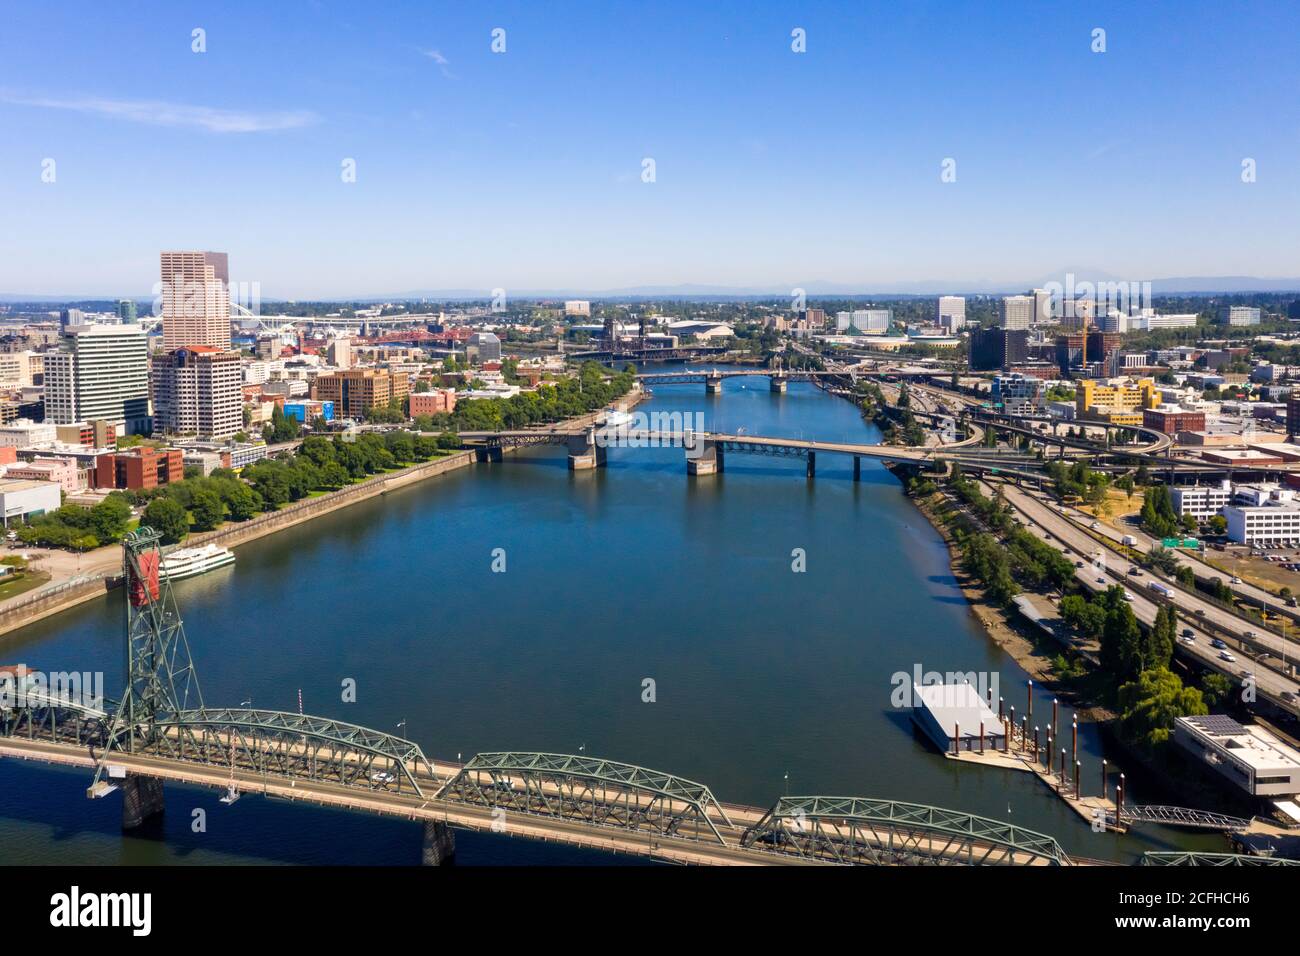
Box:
[2,1,1299,298]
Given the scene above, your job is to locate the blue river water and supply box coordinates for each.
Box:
[0,373,1220,864]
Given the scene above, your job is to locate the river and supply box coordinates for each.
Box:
[0,372,1221,864]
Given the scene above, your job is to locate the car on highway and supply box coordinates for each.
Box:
[1122,591,1136,602]
[1219,651,1237,663]
[1232,576,1244,584]
[1075,561,1085,568]
[1096,576,1107,585]
[1210,638,1228,650]
[1283,691,1298,703]
[1177,635,1195,646]
[1128,567,1142,576]
[369,771,396,785]
[1182,628,1194,638]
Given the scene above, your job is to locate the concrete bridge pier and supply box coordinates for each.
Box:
[806,451,816,479]
[853,456,861,481]
[567,428,607,470]
[769,374,787,393]
[704,373,724,394]
[121,775,165,831]
[475,445,504,463]
[686,440,724,476]
[421,820,456,865]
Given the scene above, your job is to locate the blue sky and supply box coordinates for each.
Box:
[2,0,1298,298]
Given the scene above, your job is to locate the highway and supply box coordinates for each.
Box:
[1076,504,1300,628]
[988,482,1300,713]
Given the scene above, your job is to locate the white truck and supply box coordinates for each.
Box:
[1121,534,1138,547]
[1148,581,1174,599]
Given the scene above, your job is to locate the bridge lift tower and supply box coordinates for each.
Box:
[92,527,203,821]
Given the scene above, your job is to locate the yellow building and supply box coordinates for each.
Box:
[1076,378,1158,426]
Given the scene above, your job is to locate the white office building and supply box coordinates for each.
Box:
[999,295,1034,331]
[1174,715,1300,797]
[42,323,150,432]
[936,296,966,332]
[0,478,61,527]
[1224,492,1300,546]
[1219,306,1262,326]
[0,419,57,449]
[835,309,891,334]
[1032,288,1053,325]
[151,347,243,440]
[1171,482,1233,521]
[1136,311,1199,331]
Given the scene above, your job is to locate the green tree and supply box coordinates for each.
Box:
[1147,605,1176,671]
[1117,667,1208,749]
[189,487,225,532]
[1200,673,1234,709]
[88,494,132,543]
[143,497,189,545]
[221,481,261,521]
[1060,593,1107,639]
[1100,587,1144,682]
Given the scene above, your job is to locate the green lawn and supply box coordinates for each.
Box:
[0,569,52,602]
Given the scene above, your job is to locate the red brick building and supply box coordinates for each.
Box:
[1143,407,1206,435]
[94,446,184,491]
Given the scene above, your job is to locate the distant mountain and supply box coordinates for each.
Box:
[5,275,1300,304]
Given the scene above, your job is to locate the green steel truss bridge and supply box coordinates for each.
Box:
[1141,852,1300,866]
[740,796,1069,866]
[0,530,1250,866]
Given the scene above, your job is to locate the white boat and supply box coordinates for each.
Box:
[600,408,635,428]
[161,544,235,581]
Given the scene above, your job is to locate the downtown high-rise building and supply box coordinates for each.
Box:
[999,295,1034,331]
[936,296,965,331]
[150,346,243,440]
[43,323,150,432]
[160,250,231,351]
[1032,288,1053,325]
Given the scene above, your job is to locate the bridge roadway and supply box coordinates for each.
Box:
[461,427,1040,472]
[0,736,1067,866]
[637,368,860,383]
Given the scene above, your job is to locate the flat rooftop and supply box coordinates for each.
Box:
[913,682,1005,740]
[0,478,58,493]
[1178,715,1300,773]
[1199,449,1282,463]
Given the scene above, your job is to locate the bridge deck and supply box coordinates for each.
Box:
[0,736,1073,866]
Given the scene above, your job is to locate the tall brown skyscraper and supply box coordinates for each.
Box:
[160,251,231,351]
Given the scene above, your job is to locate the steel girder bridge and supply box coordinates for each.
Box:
[436,752,736,844]
[636,369,854,386]
[1141,852,1299,866]
[739,796,1070,866]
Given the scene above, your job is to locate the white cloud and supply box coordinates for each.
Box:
[0,91,319,133]
[417,48,456,79]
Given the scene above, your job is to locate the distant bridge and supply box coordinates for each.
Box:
[458,426,1047,482]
